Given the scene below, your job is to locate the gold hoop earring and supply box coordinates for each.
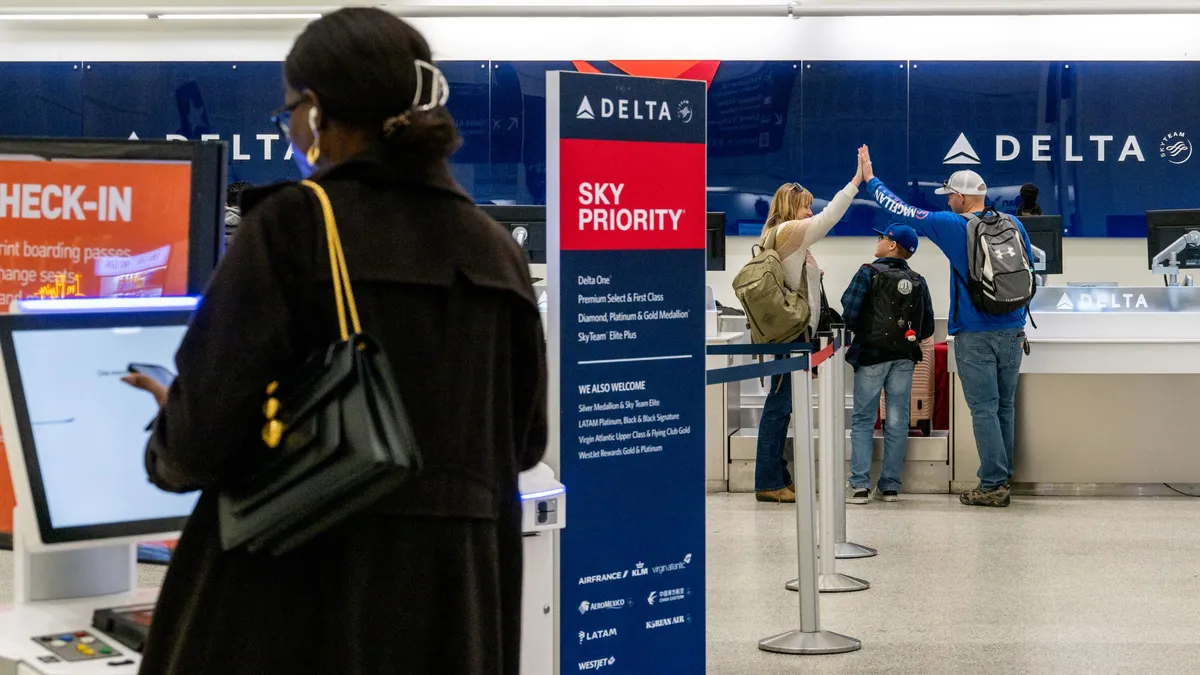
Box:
[306,139,321,165]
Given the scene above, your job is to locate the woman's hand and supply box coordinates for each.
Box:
[853,148,865,187]
[859,145,876,182]
[122,373,169,408]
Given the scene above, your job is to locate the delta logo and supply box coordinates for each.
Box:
[943,131,1192,165]
[575,96,690,123]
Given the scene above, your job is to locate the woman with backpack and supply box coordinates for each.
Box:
[752,165,864,503]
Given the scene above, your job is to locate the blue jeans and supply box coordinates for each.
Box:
[755,371,797,492]
[954,329,1025,491]
[849,360,915,492]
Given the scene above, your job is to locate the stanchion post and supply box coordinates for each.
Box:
[832,325,878,560]
[816,334,869,593]
[758,344,861,656]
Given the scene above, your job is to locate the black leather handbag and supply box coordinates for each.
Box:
[217,179,422,556]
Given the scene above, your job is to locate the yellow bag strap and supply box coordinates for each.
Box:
[301,180,362,341]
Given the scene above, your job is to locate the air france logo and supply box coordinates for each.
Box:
[677,100,694,124]
[574,96,674,122]
[577,97,596,120]
[897,279,914,296]
[944,133,981,165]
[1161,132,1193,164]
[578,570,627,585]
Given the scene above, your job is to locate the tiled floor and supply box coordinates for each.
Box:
[3,493,1199,674]
[706,493,1200,674]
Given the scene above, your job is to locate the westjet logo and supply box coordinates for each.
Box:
[941,132,1185,164]
[579,657,616,671]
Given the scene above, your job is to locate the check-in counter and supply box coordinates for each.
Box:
[949,286,1200,495]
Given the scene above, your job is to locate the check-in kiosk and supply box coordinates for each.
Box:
[0,299,565,674]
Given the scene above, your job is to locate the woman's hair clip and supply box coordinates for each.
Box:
[413,59,450,112]
[382,59,451,136]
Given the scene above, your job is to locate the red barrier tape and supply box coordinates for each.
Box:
[809,343,836,368]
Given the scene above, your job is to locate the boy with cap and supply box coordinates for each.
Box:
[858,146,1033,508]
[841,223,935,503]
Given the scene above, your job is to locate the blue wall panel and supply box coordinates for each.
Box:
[2,59,1197,237]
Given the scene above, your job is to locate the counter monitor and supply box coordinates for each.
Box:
[1021,215,1064,275]
[1147,209,1200,274]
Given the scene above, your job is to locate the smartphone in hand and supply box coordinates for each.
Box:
[128,363,177,388]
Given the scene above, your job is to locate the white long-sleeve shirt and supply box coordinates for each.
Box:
[763,181,859,333]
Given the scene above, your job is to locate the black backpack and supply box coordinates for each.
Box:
[861,264,925,360]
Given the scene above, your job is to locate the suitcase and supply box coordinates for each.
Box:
[879,337,936,437]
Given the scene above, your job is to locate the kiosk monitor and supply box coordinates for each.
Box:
[1021,215,1064,275]
[1146,209,1200,272]
[0,309,198,545]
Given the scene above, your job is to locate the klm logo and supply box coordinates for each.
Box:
[575,97,682,123]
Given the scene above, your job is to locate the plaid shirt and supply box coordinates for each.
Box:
[841,257,935,367]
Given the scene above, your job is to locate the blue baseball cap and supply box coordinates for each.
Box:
[874,224,919,255]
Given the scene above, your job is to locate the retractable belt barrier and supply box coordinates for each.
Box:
[704,333,861,655]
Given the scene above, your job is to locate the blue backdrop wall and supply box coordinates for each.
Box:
[2,60,1197,238]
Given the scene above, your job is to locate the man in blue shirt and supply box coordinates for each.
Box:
[841,224,935,505]
[858,146,1030,508]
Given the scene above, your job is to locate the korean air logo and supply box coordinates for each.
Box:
[677,100,694,124]
[577,97,596,120]
[1161,132,1192,164]
[943,132,981,165]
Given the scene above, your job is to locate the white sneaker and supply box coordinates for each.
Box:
[874,488,899,503]
[846,486,870,505]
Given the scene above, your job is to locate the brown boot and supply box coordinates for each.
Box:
[756,486,796,503]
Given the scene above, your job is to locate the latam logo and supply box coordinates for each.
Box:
[578,628,618,644]
[943,132,1191,164]
[579,657,616,671]
[575,96,688,123]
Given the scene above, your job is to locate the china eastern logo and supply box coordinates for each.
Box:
[575,96,681,122]
[942,131,1191,164]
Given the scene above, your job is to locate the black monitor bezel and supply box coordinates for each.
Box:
[0,309,197,544]
[706,212,727,272]
[0,137,227,295]
[1020,215,1064,276]
[1146,209,1200,271]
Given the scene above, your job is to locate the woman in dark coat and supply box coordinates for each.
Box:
[122,9,547,674]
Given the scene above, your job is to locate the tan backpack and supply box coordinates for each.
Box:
[732,226,811,344]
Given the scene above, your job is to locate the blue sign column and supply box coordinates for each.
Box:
[547,71,708,674]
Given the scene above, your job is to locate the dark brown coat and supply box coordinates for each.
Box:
[138,149,547,675]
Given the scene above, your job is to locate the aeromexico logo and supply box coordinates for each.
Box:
[576,96,692,123]
[943,131,1191,164]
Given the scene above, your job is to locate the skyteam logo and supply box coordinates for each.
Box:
[1161,132,1193,164]
[943,133,981,165]
[677,100,694,124]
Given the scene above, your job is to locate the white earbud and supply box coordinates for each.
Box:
[308,107,319,133]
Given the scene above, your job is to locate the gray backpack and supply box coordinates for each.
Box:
[964,209,1035,315]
